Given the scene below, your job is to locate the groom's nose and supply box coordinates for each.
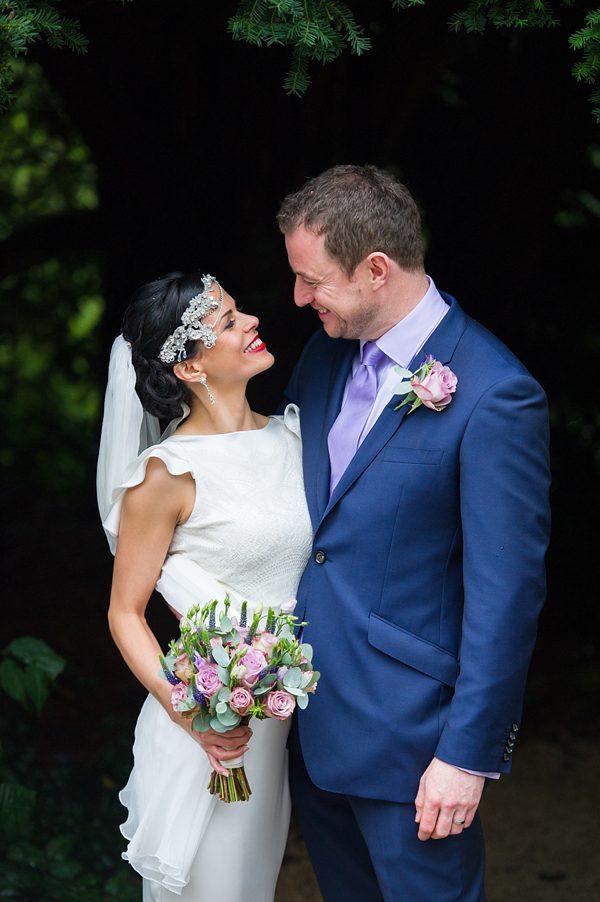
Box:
[294,275,314,307]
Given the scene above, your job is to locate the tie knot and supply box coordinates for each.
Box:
[361,341,384,368]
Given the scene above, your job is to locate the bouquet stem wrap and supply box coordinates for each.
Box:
[209,754,251,803]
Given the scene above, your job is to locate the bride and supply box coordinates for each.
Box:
[96,271,313,901]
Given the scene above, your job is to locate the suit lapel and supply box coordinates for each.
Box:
[323,297,468,519]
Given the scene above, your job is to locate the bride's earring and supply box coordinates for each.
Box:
[199,375,215,405]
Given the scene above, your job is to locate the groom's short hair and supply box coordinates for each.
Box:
[277,164,424,277]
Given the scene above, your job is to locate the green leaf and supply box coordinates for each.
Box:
[283,666,303,688]
[210,716,233,733]
[297,692,309,709]
[219,615,232,632]
[0,782,36,834]
[216,707,241,727]
[211,644,230,667]
[215,701,228,714]
[192,709,211,732]
[393,365,413,379]
[217,665,231,685]
[22,663,51,715]
[392,381,412,395]
[45,834,73,860]
[299,643,313,663]
[4,637,66,679]
[283,686,306,697]
[0,657,28,707]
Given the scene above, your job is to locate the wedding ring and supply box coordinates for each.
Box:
[453,818,466,825]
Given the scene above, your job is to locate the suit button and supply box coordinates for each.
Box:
[512,723,519,732]
[509,732,516,740]
[314,550,326,564]
[503,752,510,761]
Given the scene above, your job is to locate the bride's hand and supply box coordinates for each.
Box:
[194,725,253,775]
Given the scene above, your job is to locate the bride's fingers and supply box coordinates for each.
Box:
[207,752,228,776]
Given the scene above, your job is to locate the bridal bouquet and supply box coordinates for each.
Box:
[159,598,319,803]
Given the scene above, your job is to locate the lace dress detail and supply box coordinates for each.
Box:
[111,407,313,901]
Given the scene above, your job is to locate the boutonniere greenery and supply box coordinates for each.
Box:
[392,355,457,414]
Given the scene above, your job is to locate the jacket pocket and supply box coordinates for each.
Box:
[382,447,444,465]
[367,613,459,687]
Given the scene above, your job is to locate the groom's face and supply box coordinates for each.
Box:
[285,227,379,340]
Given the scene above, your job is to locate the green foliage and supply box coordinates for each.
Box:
[0,60,104,495]
[0,639,142,901]
[569,10,600,120]
[0,1,132,110]
[0,637,66,715]
[228,0,372,95]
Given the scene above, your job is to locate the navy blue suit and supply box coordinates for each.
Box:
[285,295,551,900]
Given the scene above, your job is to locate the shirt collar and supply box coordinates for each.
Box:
[362,276,450,368]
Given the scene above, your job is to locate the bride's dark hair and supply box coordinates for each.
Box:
[122,271,208,419]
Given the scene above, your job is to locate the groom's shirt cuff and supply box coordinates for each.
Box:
[457,767,500,779]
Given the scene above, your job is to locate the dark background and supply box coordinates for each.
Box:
[1,1,599,898]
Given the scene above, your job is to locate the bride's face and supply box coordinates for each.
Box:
[198,286,274,385]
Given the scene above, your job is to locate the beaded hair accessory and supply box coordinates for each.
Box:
[158,274,223,363]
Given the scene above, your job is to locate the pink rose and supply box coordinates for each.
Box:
[195,663,223,698]
[239,647,267,687]
[265,690,296,721]
[252,632,280,660]
[411,361,457,410]
[210,637,223,649]
[171,682,188,710]
[173,653,194,683]
[229,687,253,716]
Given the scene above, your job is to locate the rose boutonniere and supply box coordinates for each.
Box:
[392,354,457,414]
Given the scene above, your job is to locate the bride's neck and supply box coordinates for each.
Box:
[178,387,264,435]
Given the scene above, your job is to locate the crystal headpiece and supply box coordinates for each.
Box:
[159,274,223,363]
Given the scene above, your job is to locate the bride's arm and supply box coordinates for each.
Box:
[108,457,251,772]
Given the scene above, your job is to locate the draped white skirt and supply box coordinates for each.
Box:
[120,694,291,901]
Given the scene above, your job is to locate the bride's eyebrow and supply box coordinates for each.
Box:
[217,308,234,327]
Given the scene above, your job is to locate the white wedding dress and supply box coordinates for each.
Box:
[105,406,313,901]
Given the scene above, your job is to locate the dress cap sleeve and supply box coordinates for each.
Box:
[102,441,192,553]
[278,403,302,438]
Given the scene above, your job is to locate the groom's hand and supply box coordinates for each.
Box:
[414,758,484,841]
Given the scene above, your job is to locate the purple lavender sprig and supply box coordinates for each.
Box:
[192,686,207,706]
[159,655,181,686]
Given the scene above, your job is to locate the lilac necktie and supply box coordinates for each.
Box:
[328,341,386,494]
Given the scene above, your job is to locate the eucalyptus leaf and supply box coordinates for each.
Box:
[392,382,411,395]
[211,644,230,667]
[253,685,274,696]
[217,687,231,702]
[193,710,211,732]
[216,708,241,727]
[210,716,232,733]
[282,667,302,689]
[393,365,413,379]
[282,653,292,665]
[257,673,277,689]
[217,665,231,686]
[284,686,306,697]
[299,643,314,663]
[219,615,232,632]
[297,693,309,709]
[215,701,228,714]
[305,671,320,688]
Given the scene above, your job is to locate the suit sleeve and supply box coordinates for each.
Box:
[434,373,551,772]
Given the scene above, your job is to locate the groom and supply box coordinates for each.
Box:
[279,165,550,901]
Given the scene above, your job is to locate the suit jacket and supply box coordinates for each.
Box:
[285,294,551,803]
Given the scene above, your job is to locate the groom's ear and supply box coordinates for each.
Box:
[364,252,391,290]
[173,358,204,384]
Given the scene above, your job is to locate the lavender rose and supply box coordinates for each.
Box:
[195,663,223,698]
[239,648,267,688]
[171,682,188,710]
[265,690,296,721]
[229,687,253,716]
[411,361,457,411]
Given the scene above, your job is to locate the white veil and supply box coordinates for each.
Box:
[96,335,161,554]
